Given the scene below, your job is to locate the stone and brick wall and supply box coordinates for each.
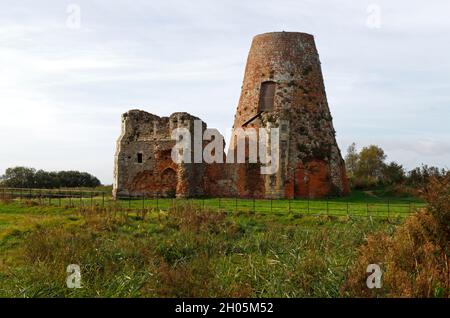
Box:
[113,111,206,198]
[229,32,349,198]
[113,32,349,199]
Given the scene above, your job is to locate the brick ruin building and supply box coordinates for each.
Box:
[113,32,349,199]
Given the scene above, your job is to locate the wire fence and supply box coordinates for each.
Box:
[0,187,425,219]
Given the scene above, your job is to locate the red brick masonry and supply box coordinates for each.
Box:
[113,32,349,199]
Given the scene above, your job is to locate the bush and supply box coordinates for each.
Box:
[342,176,450,297]
[351,176,379,190]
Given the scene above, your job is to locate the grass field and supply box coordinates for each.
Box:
[0,199,405,297]
[1,188,425,219]
[0,186,430,297]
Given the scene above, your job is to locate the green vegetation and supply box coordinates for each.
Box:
[0,200,400,297]
[343,176,450,297]
[0,187,425,219]
[345,143,448,190]
[0,176,448,298]
[0,167,101,188]
[0,144,447,298]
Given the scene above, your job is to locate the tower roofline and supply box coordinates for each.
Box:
[253,31,314,40]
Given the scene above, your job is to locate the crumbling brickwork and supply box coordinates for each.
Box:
[230,32,349,198]
[113,32,349,199]
[113,111,207,198]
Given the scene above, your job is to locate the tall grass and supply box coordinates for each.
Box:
[0,202,397,297]
[343,176,450,297]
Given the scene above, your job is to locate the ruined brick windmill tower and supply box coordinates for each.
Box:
[230,32,349,198]
[113,31,349,199]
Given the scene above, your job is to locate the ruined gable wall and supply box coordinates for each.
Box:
[113,110,208,198]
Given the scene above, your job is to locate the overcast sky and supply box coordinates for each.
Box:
[0,0,449,184]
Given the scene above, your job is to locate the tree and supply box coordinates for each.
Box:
[0,167,101,188]
[55,171,101,188]
[344,144,448,190]
[0,167,36,188]
[345,144,390,189]
[382,161,405,185]
[356,145,386,183]
[34,170,59,188]
[406,164,448,187]
[345,143,359,179]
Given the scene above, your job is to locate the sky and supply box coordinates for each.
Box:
[0,0,449,184]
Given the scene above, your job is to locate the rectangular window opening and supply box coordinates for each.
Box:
[258,81,276,112]
[137,152,143,163]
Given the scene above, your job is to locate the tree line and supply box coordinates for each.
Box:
[0,167,101,189]
[345,143,448,189]
[1,148,447,191]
